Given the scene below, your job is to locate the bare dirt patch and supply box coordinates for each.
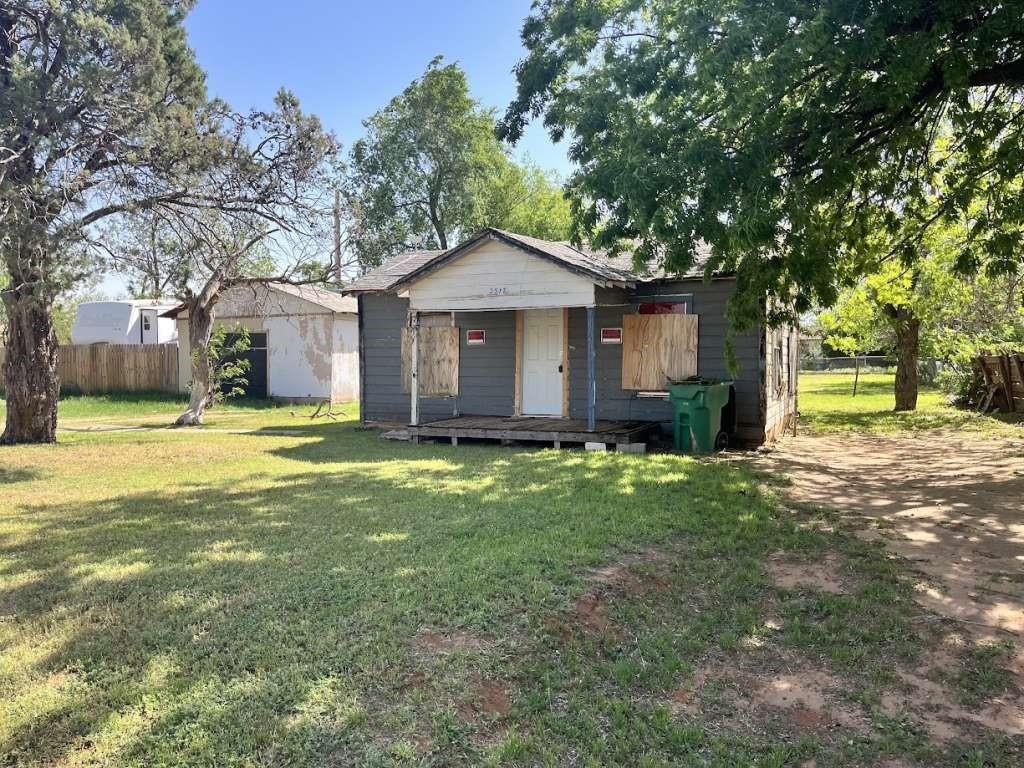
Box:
[766,552,849,594]
[467,678,512,719]
[877,639,1024,742]
[572,591,612,633]
[561,550,674,637]
[751,670,867,730]
[587,548,672,593]
[669,654,868,736]
[760,430,1024,637]
[759,430,1024,742]
[412,629,487,656]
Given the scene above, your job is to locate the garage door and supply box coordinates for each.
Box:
[221,332,268,400]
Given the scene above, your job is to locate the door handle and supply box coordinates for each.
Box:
[558,364,563,373]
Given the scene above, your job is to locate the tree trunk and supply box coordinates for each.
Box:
[1,264,59,445]
[428,198,448,249]
[893,309,921,412]
[175,299,216,426]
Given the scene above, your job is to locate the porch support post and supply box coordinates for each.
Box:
[586,305,596,432]
[410,311,420,426]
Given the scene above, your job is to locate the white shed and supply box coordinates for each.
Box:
[167,283,360,403]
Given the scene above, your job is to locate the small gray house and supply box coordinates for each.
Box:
[345,228,797,448]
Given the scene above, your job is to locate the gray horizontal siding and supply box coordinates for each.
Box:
[568,279,763,437]
[455,311,515,415]
[360,295,513,422]
[362,279,766,440]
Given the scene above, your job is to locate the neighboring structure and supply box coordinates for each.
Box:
[71,299,179,345]
[164,283,360,403]
[799,333,825,361]
[345,228,798,447]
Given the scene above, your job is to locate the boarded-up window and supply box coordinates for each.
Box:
[621,314,698,391]
[401,326,459,396]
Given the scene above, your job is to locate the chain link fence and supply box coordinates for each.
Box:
[800,356,944,383]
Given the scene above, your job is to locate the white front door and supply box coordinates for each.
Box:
[522,308,564,416]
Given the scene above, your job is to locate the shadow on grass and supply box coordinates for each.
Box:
[0,425,781,766]
[1,421,938,767]
[0,466,43,483]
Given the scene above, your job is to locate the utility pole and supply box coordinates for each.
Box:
[333,189,342,289]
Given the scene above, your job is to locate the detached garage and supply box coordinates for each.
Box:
[165,282,360,403]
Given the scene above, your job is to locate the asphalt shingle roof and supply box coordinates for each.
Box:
[343,250,447,293]
[269,282,358,313]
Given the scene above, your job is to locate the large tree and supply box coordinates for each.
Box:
[1,4,337,442]
[499,1,1024,329]
[467,159,572,242]
[345,57,572,270]
[345,57,500,269]
[106,94,338,426]
[821,220,1024,409]
[0,0,208,444]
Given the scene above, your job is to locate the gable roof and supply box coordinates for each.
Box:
[342,229,716,295]
[159,281,357,318]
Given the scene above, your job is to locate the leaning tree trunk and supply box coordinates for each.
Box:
[1,272,60,445]
[175,299,216,426]
[893,309,921,412]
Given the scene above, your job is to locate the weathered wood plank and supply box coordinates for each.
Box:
[408,415,660,446]
[621,313,698,390]
[0,344,178,396]
[401,325,459,397]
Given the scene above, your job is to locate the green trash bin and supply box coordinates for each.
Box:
[667,379,734,453]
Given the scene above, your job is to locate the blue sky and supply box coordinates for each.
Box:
[185,0,570,175]
[99,1,571,297]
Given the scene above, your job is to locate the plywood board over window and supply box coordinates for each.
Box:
[621,314,698,390]
[402,326,459,396]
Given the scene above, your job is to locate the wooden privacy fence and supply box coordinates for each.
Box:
[0,344,179,395]
[975,351,1024,413]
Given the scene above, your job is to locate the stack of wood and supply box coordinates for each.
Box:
[975,351,1024,413]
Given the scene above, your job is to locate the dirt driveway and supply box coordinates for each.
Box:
[763,430,1024,638]
[761,429,1024,740]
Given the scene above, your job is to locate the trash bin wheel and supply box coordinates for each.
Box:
[714,430,729,451]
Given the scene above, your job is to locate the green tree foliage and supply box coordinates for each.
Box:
[203,325,251,407]
[468,160,573,242]
[345,57,498,266]
[499,1,1024,328]
[1,3,336,441]
[820,222,1024,408]
[1,0,208,442]
[345,58,571,269]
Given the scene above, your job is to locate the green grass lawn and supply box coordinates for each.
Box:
[798,371,1024,436]
[0,396,1018,766]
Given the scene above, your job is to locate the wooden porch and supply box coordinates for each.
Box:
[408,415,661,448]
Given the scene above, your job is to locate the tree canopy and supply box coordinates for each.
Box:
[1,1,336,442]
[1,0,212,442]
[345,58,571,270]
[821,224,1024,363]
[499,0,1024,328]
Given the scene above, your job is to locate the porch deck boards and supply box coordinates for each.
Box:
[408,415,660,447]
